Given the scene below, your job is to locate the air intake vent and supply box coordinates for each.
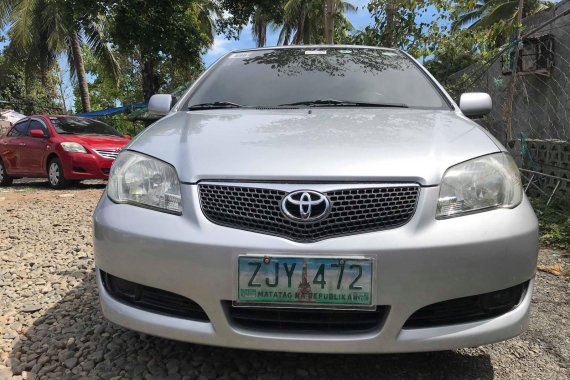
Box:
[226,303,389,333]
[101,271,209,322]
[404,282,528,329]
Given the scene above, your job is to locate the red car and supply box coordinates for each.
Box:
[0,115,130,188]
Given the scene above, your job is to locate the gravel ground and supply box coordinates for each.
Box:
[1,180,569,380]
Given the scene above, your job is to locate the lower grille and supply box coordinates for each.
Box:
[94,148,120,159]
[226,303,389,333]
[199,184,420,242]
[101,271,209,322]
[403,282,528,329]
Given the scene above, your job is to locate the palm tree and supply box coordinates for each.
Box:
[1,0,119,112]
[251,0,357,47]
[453,0,553,31]
[274,0,356,46]
[192,0,221,42]
[251,8,269,48]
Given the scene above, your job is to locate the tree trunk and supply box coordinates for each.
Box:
[256,20,267,47]
[324,0,336,44]
[70,32,91,113]
[293,4,307,45]
[142,59,160,102]
[385,1,395,48]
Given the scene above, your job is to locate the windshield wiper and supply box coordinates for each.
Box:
[188,101,248,110]
[279,99,409,108]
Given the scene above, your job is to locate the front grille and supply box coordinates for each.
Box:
[94,148,120,159]
[199,184,419,242]
[101,271,209,322]
[403,282,528,329]
[226,303,389,333]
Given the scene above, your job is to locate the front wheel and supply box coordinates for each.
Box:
[0,159,13,186]
[47,158,69,189]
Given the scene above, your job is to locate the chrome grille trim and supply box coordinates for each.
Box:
[93,148,120,159]
[198,182,420,242]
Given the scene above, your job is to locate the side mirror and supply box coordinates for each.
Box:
[29,129,46,138]
[148,94,173,116]
[123,134,131,140]
[459,93,492,117]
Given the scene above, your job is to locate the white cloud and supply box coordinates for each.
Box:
[209,36,232,55]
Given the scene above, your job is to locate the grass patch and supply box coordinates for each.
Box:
[530,197,570,250]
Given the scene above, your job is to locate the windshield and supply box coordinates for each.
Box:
[50,117,123,137]
[186,48,450,110]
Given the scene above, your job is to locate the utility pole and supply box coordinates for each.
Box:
[324,0,336,44]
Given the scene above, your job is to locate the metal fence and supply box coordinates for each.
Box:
[446,1,570,201]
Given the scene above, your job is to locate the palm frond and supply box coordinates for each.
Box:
[0,0,17,29]
[82,16,120,84]
[41,0,70,51]
[475,1,518,29]
[278,24,294,45]
[10,0,39,48]
[452,9,484,30]
[339,1,357,13]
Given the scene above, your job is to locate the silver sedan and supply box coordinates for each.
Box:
[93,46,538,353]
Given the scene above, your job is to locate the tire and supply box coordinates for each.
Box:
[47,158,69,189]
[0,159,13,186]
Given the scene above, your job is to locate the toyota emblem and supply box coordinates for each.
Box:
[281,190,331,222]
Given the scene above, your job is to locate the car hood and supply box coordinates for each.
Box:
[58,134,129,148]
[129,108,502,186]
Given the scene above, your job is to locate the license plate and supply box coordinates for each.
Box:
[237,256,373,307]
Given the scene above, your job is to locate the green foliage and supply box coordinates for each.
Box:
[98,115,146,137]
[423,29,488,84]
[358,0,454,57]
[215,0,286,39]
[0,46,61,114]
[531,197,570,250]
[73,46,142,112]
[453,0,554,32]
[1,0,120,112]
[450,0,555,51]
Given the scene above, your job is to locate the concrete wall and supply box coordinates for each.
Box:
[523,140,570,195]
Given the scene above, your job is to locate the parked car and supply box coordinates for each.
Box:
[0,115,130,188]
[93,46,538,353]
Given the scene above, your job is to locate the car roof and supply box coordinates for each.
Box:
[229,45,401,55]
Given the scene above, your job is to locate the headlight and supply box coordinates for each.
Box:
[436,153,523,219]
[107,151,182,214]
[60,142,87,153]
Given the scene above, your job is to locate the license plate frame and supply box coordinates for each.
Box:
[234,255,375,310]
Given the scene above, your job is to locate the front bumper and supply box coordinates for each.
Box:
[93,185,538,353]
[61,152,113,180]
